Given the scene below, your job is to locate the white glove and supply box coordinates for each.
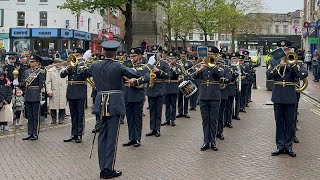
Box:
[147,55,156,65]
[13,79,19,86]
[40,101,46,105]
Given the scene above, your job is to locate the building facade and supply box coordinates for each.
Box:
[303,0,319,52]
[0,0,106,55]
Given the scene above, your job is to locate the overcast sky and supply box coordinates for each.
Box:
[262,0,304,13]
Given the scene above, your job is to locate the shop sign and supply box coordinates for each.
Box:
[85,33,91,41]
[74,30,86,39]
[10,28,30,37]
[61,29,74,38]
[309,38,318,44]
[32,28,58,38]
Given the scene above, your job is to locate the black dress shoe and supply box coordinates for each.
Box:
[217,133,225,140]
[184,114,190,118]
[146,130,156,136]
[176,114,183,118]
[246,104,249,107]
[189,108,196,111]
[233,116,240,120]
[155,131,161,137]
[161,121,170,126]
[92,128,99,133]
[249,100,253,102]
[133,140,140,147]
[287,150,297,157]
[271,149,285,156]
[100,170,105,178]
[63,136,77,142]
[227,123,233,128]
[211,143,218,151]
[75,136,82,143]
[200,144,210,151]
[240,109,246,113]
[30,135,38,141]
[294,137,300,143]
[223,123,228,127]
[22,135,32,140]
[170,120,176,126]
[123,140,135,146]
[120,119,124,124]
[103,169,122,179]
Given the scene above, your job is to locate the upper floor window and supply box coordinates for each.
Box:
[39,11,47,27]
[188,33,193,40]
[209,35,214,41]
[283,25,288,34]
[18,0,25,2]
[220,34,225,40]
[88,18,91,32]
[199,33,204,40]
[275,25,279,34]
[17,11,25,26]
[0,9,3,27]
[40,0,48,2]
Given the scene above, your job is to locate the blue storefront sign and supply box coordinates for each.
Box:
[61,29,74,38]
[85,33,91,41]
[32,28,58,38]
[10,28,30,37]
[74,30,86,39]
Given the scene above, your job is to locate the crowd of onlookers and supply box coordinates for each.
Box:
[304,50,320,82]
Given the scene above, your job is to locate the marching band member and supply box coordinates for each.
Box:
[176,50,193,118]
[123,48,150,147]
[21,55,45,141]
[78,40,155,179]
[232,53,241,120]
[189,56,200,111]
[192,46,224,151]
[239,54,250,113]
[145,45,170,137]
[161,51,182,127]
[243,51,254,106]
[61,48,87,143]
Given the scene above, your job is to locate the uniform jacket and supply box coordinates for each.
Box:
[124,63,150,103]
[226,65,239,97]
[146,59,170,97]
[193,66,224,101]
[79,59,152,116]
[46,66,68,109]
[267,62,308,104]
[60,65,87,99]
[20,68,46,102]
[166,64,182,94]
[241,64,251,85]
[220,66,232,100]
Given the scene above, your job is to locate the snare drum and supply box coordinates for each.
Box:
[178,80,198,98]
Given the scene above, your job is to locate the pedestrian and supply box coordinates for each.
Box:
[0,70,13,131]
[312,50,319,82]
[0,47,6,64]
[12,88,25,126]
[304,51,312,71]
[46,58,67,124]
[78,40,155,179]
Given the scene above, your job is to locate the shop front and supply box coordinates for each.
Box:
[31,28,59,56]
[60,29,74,50]
[0,33,9,50]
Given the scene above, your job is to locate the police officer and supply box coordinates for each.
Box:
[79,40,155,179]
[189,56,200,111]
[145,45,170,137]
[176,50,193,118]
[239,54,250,113]
[193,46,224,151]
[122,48,150,147]
[161,51,181,127]
[21,55,45,141]
[61,48,87,143]
[267,40,308,157]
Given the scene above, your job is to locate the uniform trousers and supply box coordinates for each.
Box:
[178,91,189,115]
[98,115,121,171]
[246,81,253,104]
[274,103,296,151]
[69,99,85,136]
[165,94,177,122]
[200,100,220,145]
[148,96,163,132]
[240,84,248,109]
[225,96,234,123]
[218,99,227,134]
[125,102,143,141]
[190,90,199,109]
[233,91,241,117]
[26,102,40,136]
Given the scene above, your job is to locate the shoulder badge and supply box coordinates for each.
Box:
[208,47,212,52]
[131,49,135,53]
[280,41,285,46]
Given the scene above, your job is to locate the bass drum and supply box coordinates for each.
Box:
[178,80,198,98]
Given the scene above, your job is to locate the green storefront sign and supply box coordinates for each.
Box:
[309,38,318,44]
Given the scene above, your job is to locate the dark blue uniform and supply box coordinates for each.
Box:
[193,65,224,150]
[146,59,170,136]
[61,65,87,141]
[177,59,193,117]
[79,58,152,174]
[225,64,239,126]
[267,60,307,154]
[240,63,250,111]
[245,60,254,105]
[190,61,200,110]
[124,63,150,145]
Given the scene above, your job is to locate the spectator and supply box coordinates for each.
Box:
[0,70,13,131]
[305,51,312,71]
[46,58,67,124]
[3,56,16,83]
[18,55,29,83]
[0,47,6,64]
[312,50,319,82]
[12,88,25,126]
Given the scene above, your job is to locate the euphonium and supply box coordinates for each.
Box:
[283,52,298,65]
[296,78,308,93]
[67,54,79,68]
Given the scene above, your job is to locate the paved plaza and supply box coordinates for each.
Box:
[1,64,320,180]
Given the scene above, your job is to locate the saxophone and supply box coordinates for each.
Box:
[148,59,161,88]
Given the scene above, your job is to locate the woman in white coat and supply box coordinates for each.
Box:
[46,59,68,124]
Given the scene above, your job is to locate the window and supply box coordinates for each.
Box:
[18,0,25,2]
[275,25,279,33]
[267,28,271,34]
[97,23,100,30]
[39,11,47,27]
[199,33,204,40]
[209,35,214,41]
[0,9,3,27]
[283,25,288,34]
[220,34,225,40]
[88,18,91,32]
[17,11,25,26]
[76,14,80,29]
[188,33,193,40]
[40,0,48,2]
